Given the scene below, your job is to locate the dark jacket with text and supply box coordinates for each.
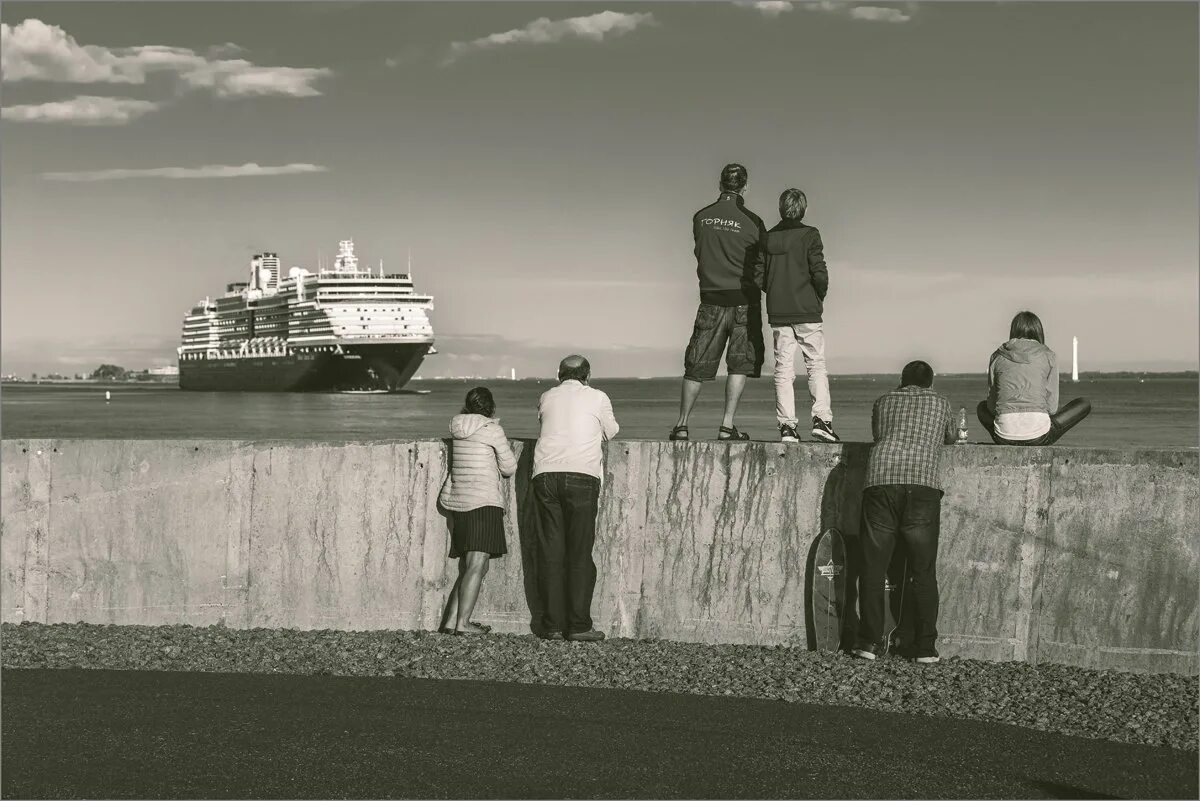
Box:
[758,218,829,325]
[692,192,766,307]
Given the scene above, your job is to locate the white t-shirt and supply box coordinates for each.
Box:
[995,411,1051,441]
[532,380,619,479]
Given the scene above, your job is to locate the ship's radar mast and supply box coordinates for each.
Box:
[333,239,359,272]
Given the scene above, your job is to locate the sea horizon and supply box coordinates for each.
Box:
[4,375,1196,449]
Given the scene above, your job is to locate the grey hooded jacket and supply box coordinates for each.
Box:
[986,338,1059,416]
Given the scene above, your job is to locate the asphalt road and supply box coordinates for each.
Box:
[2,668,1194,799]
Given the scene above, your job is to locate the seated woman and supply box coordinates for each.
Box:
[437,387,518,635]
[977,311,1091,446]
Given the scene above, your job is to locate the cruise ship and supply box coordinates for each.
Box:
[178,239,435,391]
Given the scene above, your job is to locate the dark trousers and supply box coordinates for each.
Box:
[532,472,601,635]
[976,398,1092,445]
[857,484,942,655]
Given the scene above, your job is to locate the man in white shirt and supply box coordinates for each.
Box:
[531,355,619,642]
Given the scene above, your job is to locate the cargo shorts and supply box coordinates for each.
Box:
[683,302,765,382]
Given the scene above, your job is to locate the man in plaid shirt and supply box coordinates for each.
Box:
[853,360,961,664]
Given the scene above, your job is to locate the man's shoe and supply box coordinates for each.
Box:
[811,417,840,443]
[538,631,565,641]
[718,426,750,441]
[913,649,940,664]
[779,424,800,443]
[850,643,879,661]
[567,629,606,642]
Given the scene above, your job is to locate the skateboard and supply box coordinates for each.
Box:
[809,527,847,652]
[881,545,909,656]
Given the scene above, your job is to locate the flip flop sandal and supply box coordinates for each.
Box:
[442,623,491,634]
[669,425,689,441]
[453,627,489,637]
[718,426,750,441]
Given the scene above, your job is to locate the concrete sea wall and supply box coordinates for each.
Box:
[1,439,1196,674]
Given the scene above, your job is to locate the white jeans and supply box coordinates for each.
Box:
[772,323,832,427]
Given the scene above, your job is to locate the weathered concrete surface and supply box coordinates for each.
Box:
[1,439,1196,674]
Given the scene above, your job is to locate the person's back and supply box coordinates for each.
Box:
[988,338,1057,415]
[534,378,618,480]
[693,192,765,305]
[530,355,617,643]
[867,383,956,490]
[672,162,767,443]
[440,413,517,513]
[436,387,516,636]
[977,311,1090,446]
[855,361,958,665]
[760,187,838,444]
[762,221,826,327]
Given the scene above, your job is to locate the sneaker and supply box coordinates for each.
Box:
[913,649,940,664]
[811,417,840,443]
[850,643,879,661]
[567,629,606,643]
[779,424,800,443]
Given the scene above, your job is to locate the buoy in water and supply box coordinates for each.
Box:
[105,391,111,402]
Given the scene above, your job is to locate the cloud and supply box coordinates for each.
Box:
[444,10,657,65]
[738,1,914,22]
[1,18,331,109]
[1,95,161,125]
[205,42,245,59]
[849,6,912,23]
[749,2,795,17]
[41,162,328,182]
[797,1,915,22]
[177,61,331,98]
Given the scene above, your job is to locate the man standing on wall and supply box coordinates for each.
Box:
[531,355,619,642]
[670,163,767,442]
[853,360,960,664]
[759,188,839,444]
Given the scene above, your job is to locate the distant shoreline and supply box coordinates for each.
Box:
[5,371,1194,387]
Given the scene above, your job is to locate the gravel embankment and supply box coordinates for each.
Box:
[3,622,1195,751]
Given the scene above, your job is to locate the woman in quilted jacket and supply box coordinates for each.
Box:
[437,386,518,635]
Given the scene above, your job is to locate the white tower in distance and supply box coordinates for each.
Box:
[1072,336,1079,382]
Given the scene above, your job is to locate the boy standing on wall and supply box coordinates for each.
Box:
[758,188,838,444]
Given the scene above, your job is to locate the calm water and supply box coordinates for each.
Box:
[2,377,1195,448]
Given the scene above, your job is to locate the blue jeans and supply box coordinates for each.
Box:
[532,472,601,635]
[857,484,942,655]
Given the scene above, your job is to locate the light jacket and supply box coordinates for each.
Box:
[438,414,518,513]
[987,338,1059,416]
[532,380,619,480]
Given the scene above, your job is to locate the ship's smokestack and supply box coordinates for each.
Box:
[250,254,263,290]
[260,252,280,291]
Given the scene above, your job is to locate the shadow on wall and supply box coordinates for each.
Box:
[801,443,871,651]
[434,439,455,627]
[513,442,545,637]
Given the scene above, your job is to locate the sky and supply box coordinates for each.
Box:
[2,1,1197,379]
